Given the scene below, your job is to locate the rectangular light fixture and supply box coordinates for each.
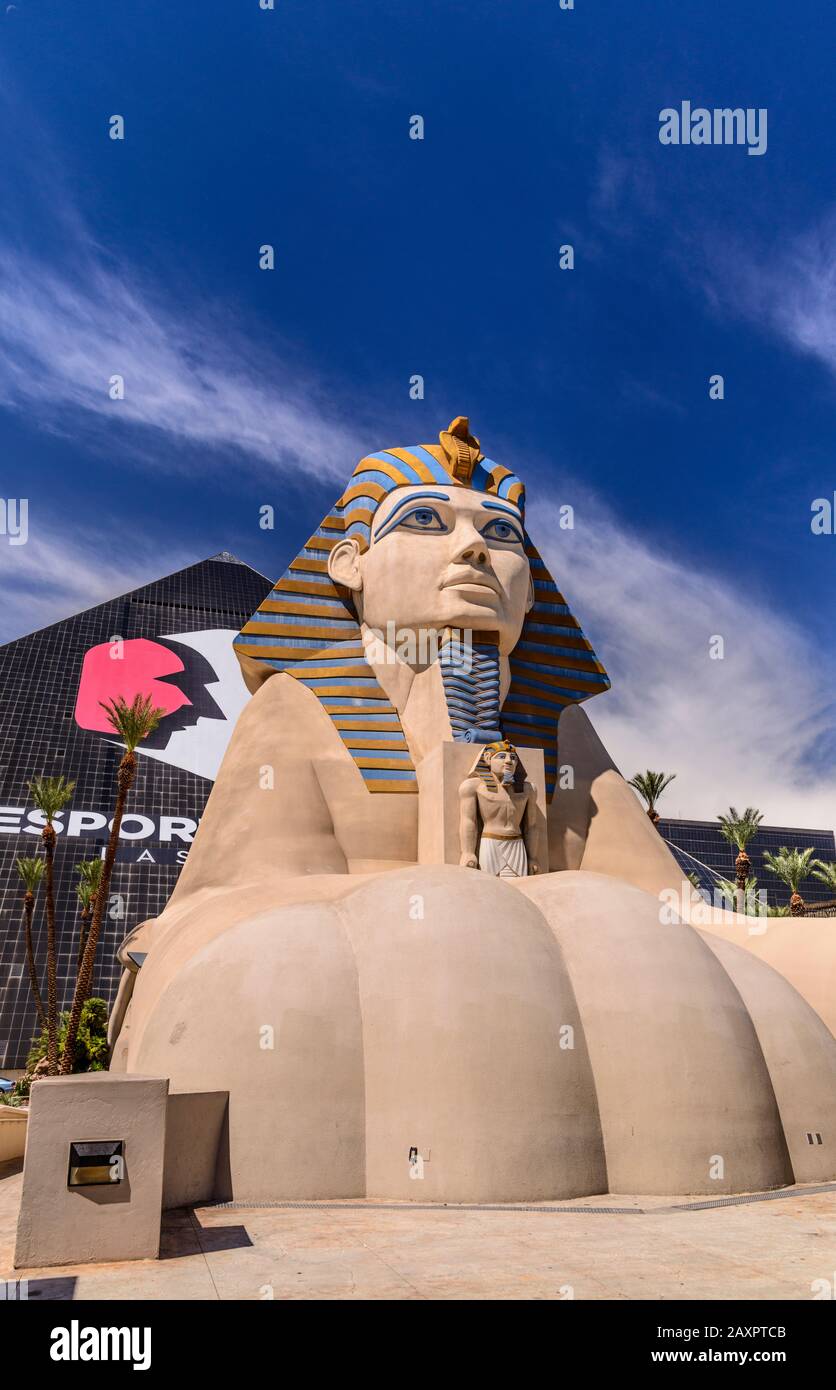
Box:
[67,1140,124,1187]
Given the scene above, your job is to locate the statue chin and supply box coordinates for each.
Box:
[110,420,836,1203]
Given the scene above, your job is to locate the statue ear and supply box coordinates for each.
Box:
[526,572,535,613]
[328,537,364,593]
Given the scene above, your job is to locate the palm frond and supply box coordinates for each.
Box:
[716,805,764,851]
[76,882,96,912]
[27,774,76,823]
[627,770,676,812]
[16,856,45,893]
[76,858,104,890]
[715,873,789,917]
[810,859,836,891]
[98,694,166,752]
[762,846,816,894]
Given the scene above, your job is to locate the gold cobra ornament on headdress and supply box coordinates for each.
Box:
[439,416,483,484]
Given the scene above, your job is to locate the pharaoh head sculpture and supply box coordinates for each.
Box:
[468,739,527,792]
[234,418,610,797]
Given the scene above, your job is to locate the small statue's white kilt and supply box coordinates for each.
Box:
[478,835,528,878]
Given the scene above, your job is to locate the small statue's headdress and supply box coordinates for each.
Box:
[468,740,527,792]
[234,418,609,798]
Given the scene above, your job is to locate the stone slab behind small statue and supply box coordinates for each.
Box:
[417,740,548,872]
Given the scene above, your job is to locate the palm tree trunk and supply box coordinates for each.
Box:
[76,909,89,975]
[735,849,751,893]
[790,892,805,917]
[733,848,751,913]
[22,894,47,1030]
[647,808,660,825]
[60,753,135,1074]
[79,894,99,1007]
[42,825,58,1075]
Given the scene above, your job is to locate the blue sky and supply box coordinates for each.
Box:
[1,0,835,823]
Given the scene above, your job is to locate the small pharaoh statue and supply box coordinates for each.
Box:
[459,740,538,877]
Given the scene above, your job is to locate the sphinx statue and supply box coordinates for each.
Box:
[110,418,836,1204]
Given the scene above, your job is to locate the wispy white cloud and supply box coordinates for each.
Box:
[0,69,366,482]
[700,211,836,383]
[0,523,193,645]
[589,136,836,399]
[753,217,836,376]
[536,496,836,829]
[0,246,366,481]
[590,147,659,230]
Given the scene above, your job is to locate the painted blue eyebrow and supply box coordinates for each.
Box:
[481,500,523,520]
[372,491,451,542]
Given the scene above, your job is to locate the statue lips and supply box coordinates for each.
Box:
[441,570,501,604]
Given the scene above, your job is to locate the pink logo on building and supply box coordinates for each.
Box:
[74,638,193,734]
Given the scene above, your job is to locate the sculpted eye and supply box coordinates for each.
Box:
[398,506,446,532]
[480,517,524,545]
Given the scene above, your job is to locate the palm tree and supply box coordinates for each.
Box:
[60,694,164,1074]
[75,858,104,977]
[628,770,676,825]
[717,806,764,903]
[762,846,816,917]
[811,859,836,895]
[28,775,76,1074]
[15,857,46,1031]
[714,873,789,917]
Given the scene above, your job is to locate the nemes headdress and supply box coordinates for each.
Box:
[234,418,609,798]
[467,740,528,792]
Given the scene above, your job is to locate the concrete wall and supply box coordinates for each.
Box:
[0,1108,28,1164]
[15,1074,168,1268]
[162,1091,229,1209]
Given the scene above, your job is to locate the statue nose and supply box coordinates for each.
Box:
[459,543,488,564]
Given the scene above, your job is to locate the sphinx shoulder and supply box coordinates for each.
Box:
[247,669,339,733]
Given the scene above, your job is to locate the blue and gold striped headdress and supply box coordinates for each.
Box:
[467,739,529,792]
[235,418,610,798]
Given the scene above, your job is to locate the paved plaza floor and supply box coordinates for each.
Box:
[2,1160,834,1300]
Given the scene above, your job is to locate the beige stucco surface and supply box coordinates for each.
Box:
[0,1110,27,1165]
[162,1091,229,1210]
[14,1074,168,1268]
[112,859,836,1203]
[697,912,836,1043]
[515,873,793,1195]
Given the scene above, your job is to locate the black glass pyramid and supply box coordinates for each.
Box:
[0,555,272,1068]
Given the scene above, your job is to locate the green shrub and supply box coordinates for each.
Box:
[0,1089,27,1107]
[25,997,110,1077]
